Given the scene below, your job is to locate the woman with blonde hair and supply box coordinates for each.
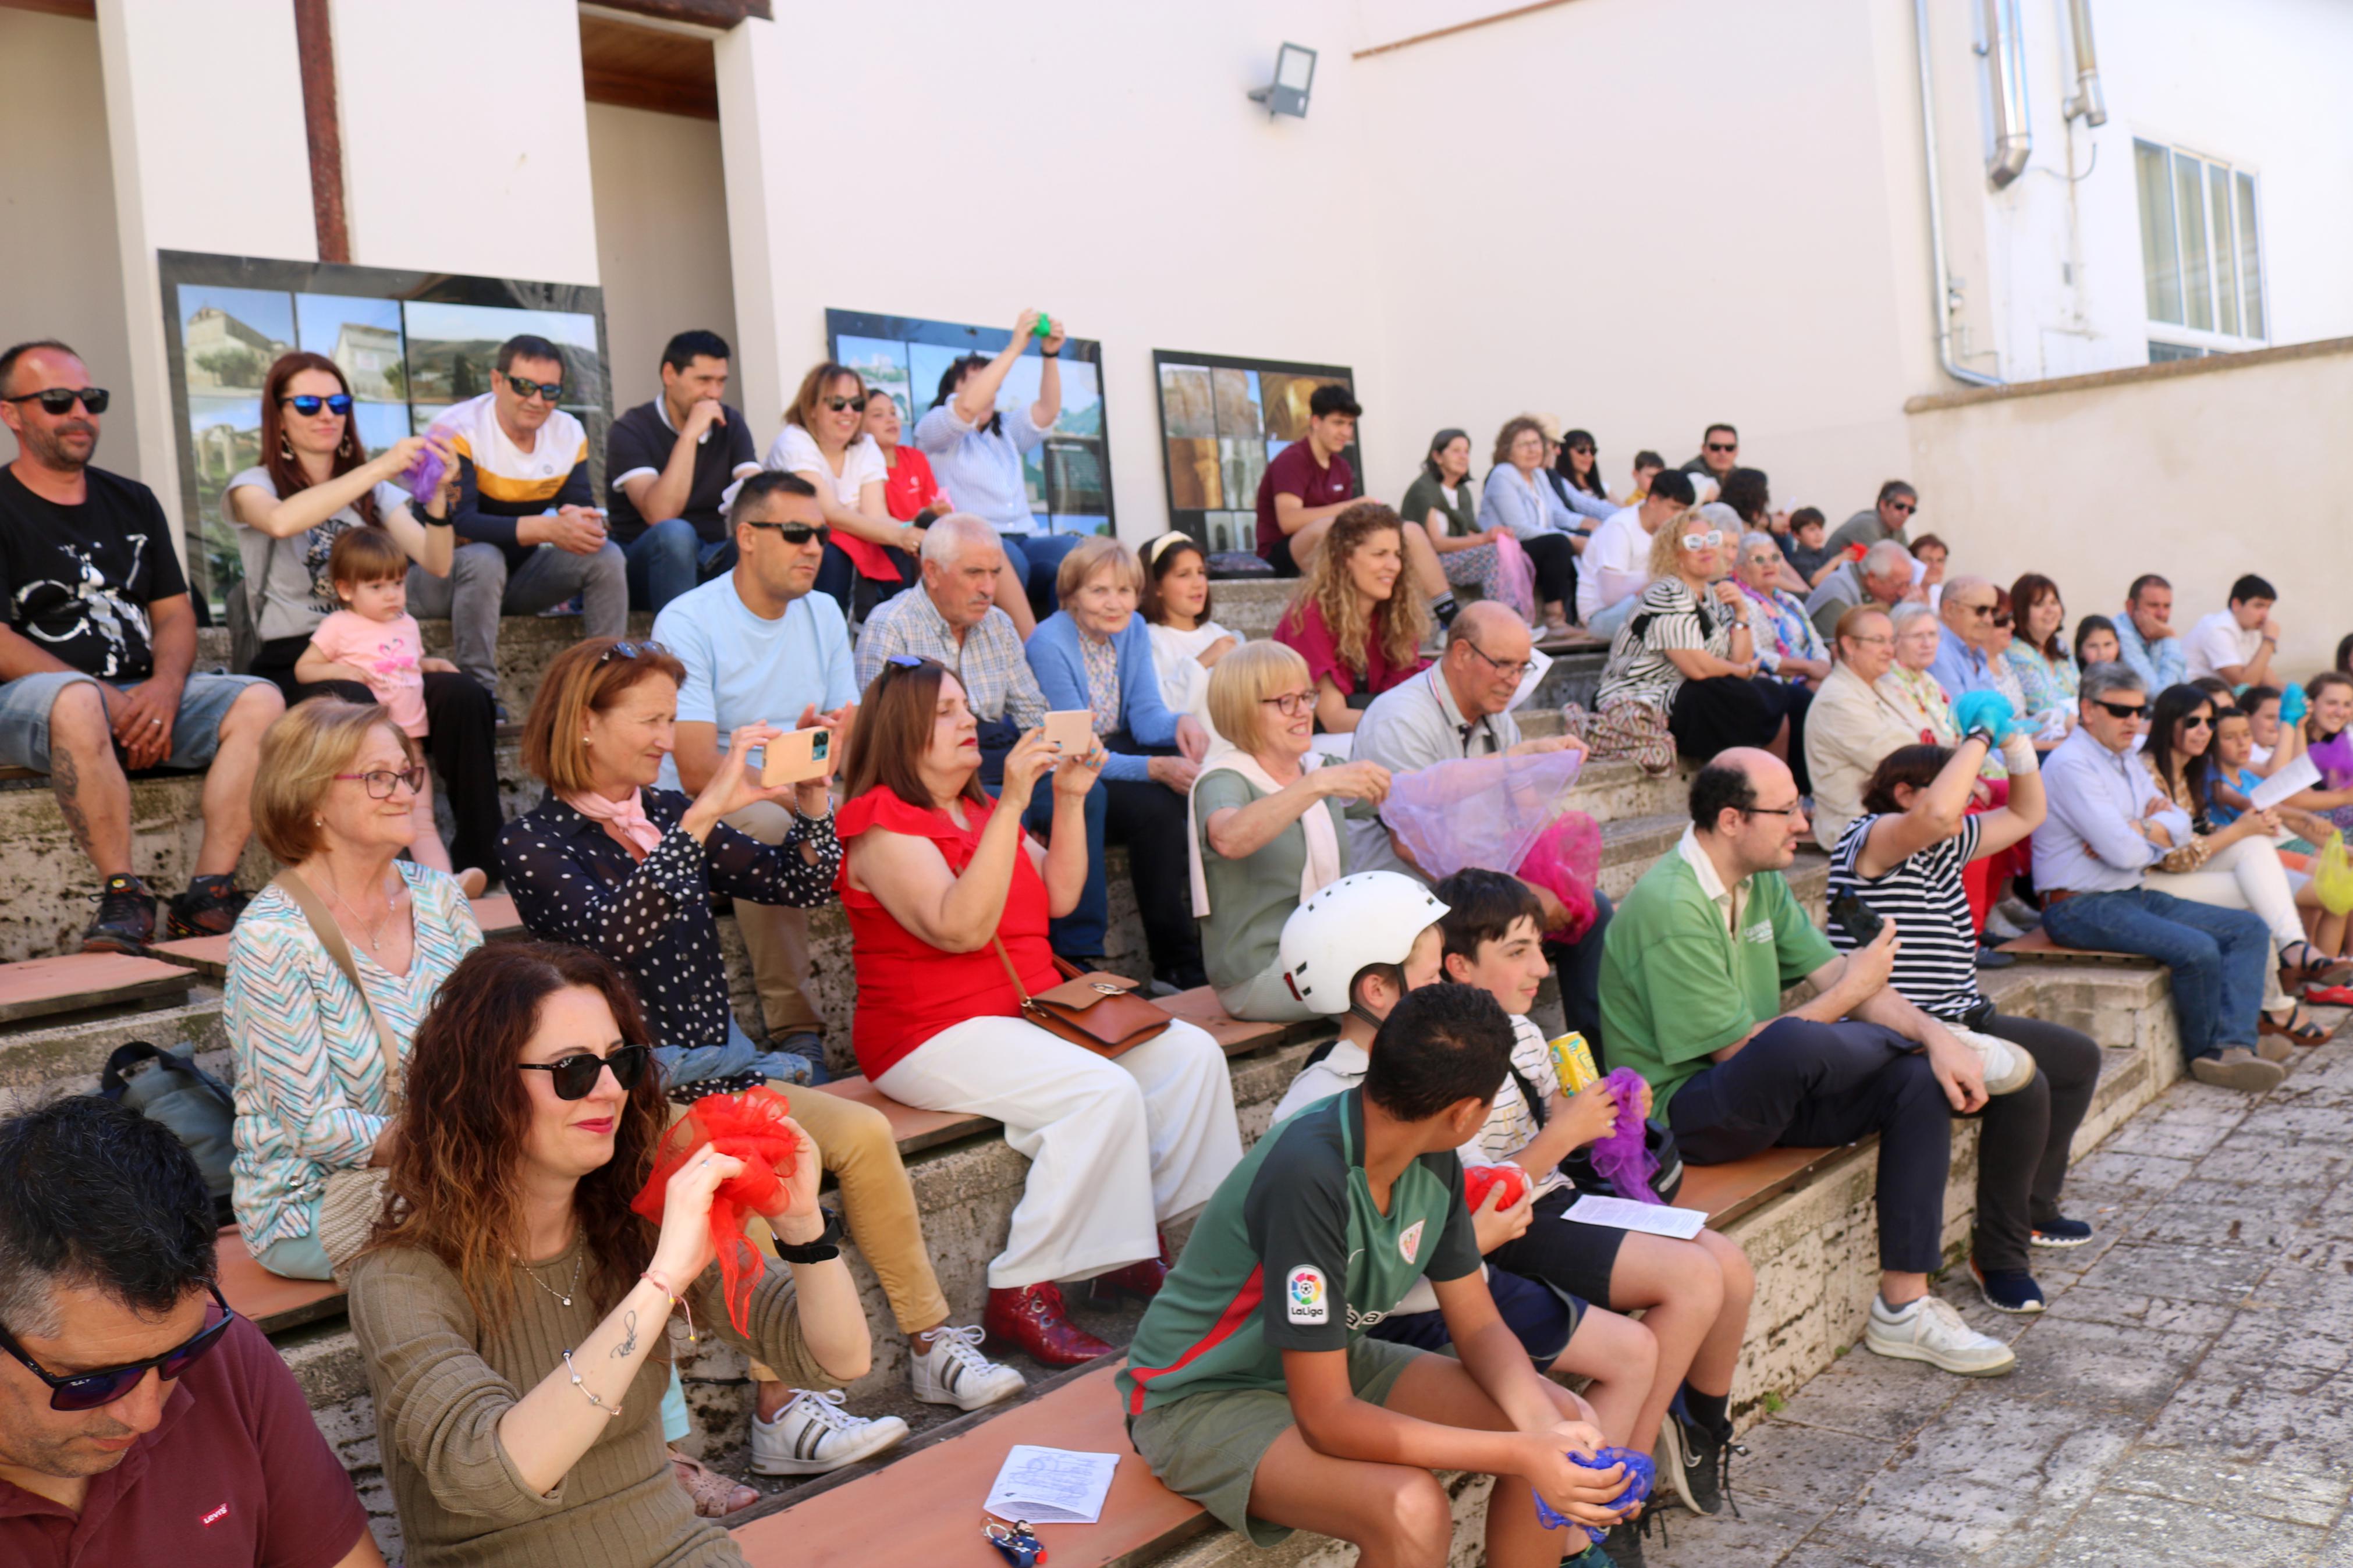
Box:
[1273,501,1431,734]
[226,700,482,1283]
[765,361,924,614]
[1190,641,1392,1019]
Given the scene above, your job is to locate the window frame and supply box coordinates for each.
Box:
[2131,136,2269,360]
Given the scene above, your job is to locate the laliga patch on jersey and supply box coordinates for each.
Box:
[1399,1220,1426,1265]
[1286,1265,1329,1324]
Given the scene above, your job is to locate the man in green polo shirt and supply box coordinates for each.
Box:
[1118,984,1635,1566]
[1599,749,2015,1378]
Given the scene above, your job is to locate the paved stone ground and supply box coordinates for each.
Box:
[1652,1012,2353,1568]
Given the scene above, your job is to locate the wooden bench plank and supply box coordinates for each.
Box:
[1678,1144,1851,1229]
[470,892,522,938]
[0,951,193,1025]
[1155,986,1300,1056]
[150,933,233,979]
[1996,929,2159,966]
[216,1225,345,1334]
[734,1363,1206,1568]
[795,1075,1000,1156]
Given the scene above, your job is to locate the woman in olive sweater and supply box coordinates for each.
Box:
[347,942,871,1567]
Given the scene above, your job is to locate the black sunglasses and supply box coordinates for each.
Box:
[281,393,353,417]
[2181,714,2214,731]
[517,1043,655,1101]
[0,1282,235,1412]
[503,374,563,403]
[4,386,108,417]
[745,520,828,546]
[1887,499,1917,514]
[819,394,867,413]
[1705,440,1737,453]
[2092,698,2148,720]
[597,639,670,664]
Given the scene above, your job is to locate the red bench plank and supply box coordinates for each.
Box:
[734,1363,1205,1568]
[0,951,192,1024]
[1678,1144,1849,1229]
[150,933,235,979]
[216,1225,345,1333]
[795,1075,1000,1156]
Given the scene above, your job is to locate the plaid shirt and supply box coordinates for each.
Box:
[853,585,1048,729]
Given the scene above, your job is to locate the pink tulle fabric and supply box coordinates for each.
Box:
[1381,749,1599,941]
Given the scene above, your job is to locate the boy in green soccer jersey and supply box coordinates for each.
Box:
[1118,983,1635,1567]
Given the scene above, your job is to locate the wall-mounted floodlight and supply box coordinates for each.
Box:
[1247,43,1316,119]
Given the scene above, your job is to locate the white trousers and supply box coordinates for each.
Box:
[875,1015,1243,1290]
[2147,834,2302,1009]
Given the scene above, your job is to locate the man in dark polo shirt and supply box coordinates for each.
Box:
[1255,383,1457,623]
[0,1098,380,1568]
[606,328,762,613]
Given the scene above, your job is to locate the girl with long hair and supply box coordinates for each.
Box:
[347,943,871,1564]
[1136,531,1234,732]
[766,361,923,614]
[1273,501,1432,734]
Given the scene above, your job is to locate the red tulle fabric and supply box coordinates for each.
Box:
[630,1089,799,1335]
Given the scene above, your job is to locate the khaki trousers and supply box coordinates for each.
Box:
[723,801,826,1039]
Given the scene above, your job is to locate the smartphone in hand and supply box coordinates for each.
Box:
[1043,710,1094,755]
[1828,891,1884,947]
[760,726,835,788]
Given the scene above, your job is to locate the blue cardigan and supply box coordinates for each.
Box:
[1024,611,1181,783]
[1478,464,1592,541]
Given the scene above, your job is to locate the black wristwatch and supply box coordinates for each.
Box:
[1041,344,1062,360]
[771,1209,843,1264]
[417,502,452,527]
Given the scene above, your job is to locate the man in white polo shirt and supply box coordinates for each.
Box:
[1577,470,1694,639]
[2183,574,2281,688]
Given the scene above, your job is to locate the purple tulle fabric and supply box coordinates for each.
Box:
[403,442,446,504]
[1380,749,1599,940]
[1585,1066,1661,1204]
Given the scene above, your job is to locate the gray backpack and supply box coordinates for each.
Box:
[101,1041,236,1227]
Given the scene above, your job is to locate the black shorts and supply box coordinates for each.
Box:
[1264,534,1300,578]
[1486,1185,1630,1306]
[1364,1264,1581,1366]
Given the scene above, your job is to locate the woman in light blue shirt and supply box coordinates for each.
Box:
[1477,415,1589,635]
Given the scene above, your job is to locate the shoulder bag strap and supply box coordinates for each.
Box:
[989,936,1037,1008]
[272,869,404,1100]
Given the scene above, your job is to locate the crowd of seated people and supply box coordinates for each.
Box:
[16,318,2353,1568]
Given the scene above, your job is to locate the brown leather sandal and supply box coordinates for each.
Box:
[2260,1005,2329,1047]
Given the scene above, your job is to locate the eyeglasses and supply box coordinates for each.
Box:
[1886,499,1917,514]
[1680,529,1726,551]
[517,1043,655,1101]
[1705,441,1737,454]
[1260,691,1315,716]
[502,374,563,403]
[1742,802,1804,819]
[819,394,867,414]
[1962,601,1997,619]
[1567,445,1594,457]
[1845,634,1894,649]
[3,386,108,416]
[335,766,427,799]
[744,521,828,546]
[597,639,670,664]
[2181,714,2214,731]
[0,1283,235,1411]
[1460,641,1537,679]
[2092,698,2149,720]
[281,393,353,417]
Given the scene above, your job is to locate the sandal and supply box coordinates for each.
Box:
[2259,1005,2330,1047]
[2282,942,2353,986]
[671,1451,760,1518]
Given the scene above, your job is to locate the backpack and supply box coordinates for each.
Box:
[224,531,283,674]
[100,1041,237,1227]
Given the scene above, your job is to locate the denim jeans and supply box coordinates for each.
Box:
[623,518,735,614]
[2041,886,2270,1059]
[1000,531,1087,620]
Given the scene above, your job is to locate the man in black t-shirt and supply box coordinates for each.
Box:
[0,340,283,952]
[606,329,761,613]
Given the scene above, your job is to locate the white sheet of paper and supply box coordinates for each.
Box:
[2249,754,2320,813]
[1563,1194,1708,1238]
[984,1445,1120,1525]
[1511,648,1555,710]
[1315,730,1355,760]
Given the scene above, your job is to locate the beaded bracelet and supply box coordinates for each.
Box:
[641,1268,696,1343]
[560,1349,621,1419]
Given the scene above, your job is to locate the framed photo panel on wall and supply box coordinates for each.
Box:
[1150,350,1357,558]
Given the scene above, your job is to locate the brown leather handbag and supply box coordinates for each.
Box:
[991,938,1172,1059]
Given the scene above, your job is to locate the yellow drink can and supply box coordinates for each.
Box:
[1548,1032,1599,1093]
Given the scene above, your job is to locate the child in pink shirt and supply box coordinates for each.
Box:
[295,527,475,887]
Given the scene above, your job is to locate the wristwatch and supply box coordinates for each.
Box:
[771,1208,843,1264]
[416,500,452,526]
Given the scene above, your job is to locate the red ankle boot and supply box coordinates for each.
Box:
[984,1282,1116,1367]
[1089,1233,1174,1304]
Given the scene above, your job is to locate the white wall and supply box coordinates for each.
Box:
[585,104,736,411]
[331,0,599,284]
[0,11,140,479]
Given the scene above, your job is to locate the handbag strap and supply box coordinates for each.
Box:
[273,869,404,1098]
[990,935,1037,1008]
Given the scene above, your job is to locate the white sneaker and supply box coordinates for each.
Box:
[910,1322,1027,1411]
[1864,1293,2016,1377]
[750,1389,910,1475]
[1949,1026,2038,1095]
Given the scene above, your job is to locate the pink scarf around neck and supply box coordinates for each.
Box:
[563,787,663,858]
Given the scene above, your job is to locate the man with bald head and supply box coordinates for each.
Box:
[1804,538,1915,648]
[1927,574,2004,702]
[1600,748,2018,1377]
[854,513,1046,785]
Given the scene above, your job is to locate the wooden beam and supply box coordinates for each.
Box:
[290,0,349,264]
[586,0,768,28]
[1353,0,1578,60]
[0,0,97,17]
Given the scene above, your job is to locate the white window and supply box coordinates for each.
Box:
[2134,139,2266,362]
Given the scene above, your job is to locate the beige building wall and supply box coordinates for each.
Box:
[585,104,737,413]
[1904,336,2353,682]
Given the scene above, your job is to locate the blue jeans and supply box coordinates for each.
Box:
[2042,887,2270,1059]
[624,518,736,614]
[1001,530,1087,620]
[0,670,269,773]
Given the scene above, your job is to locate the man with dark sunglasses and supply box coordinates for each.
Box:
[1825,479,1919,557]
[0,1096,383,1567]
[1927,574,2003,701]
[1678,422,1742,494]
[0,339,285,952]
[406,332,627,705]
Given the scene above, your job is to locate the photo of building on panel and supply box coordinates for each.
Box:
[1152,350,1355,557]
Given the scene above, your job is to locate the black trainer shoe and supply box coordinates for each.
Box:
[83,874,155,953]
[1655,1396,1742,1516]
[166,874,248,940]
[1603,1513,1652,1567]
[1561,1543,1615,1568]
[2031,1216,2094,1248]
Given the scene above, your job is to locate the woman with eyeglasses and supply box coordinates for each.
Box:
[836,656,1241,1366]
[227,351,504,884]
[347,941,871,1567]
[1477,415,1588,637]
[1188,641,1392,1021]
[1715,468,1810,596]
[2140,684,2340,1043]
[765,362,922,617]
[1400,428,1538,624]
[225,700,484,1285]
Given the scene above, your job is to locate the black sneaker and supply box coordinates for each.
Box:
[82,874,155,953]
[1970,1258,2047,1314]
[1603,1514,1651,1567]
[1655,1396,1742,1517]
[166,875,248,940]
[2032,1217,2094,1248]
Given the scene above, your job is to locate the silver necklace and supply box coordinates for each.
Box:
[514,1250,585,1310]
[324,869,403,952]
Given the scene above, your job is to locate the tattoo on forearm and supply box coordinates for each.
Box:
[51,749,97,859]
[612,1308,638,1359]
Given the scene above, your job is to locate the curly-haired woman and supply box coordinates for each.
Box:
[1273,501,1431,735]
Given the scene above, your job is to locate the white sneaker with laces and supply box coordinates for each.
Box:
[750,1389,910,1475]
[910,1322,1027,1411]
[1864,1294,2015,1377]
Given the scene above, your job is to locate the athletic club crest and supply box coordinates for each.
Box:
[1399,1220,1425,1265]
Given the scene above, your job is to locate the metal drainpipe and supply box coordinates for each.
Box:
[1914,0,2004,387]
[1981,0,2032,188]
[2062,0,2109,126]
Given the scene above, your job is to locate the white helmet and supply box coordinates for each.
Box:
[1275,872,1452,1016]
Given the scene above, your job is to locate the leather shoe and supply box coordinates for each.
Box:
[984,1283,1115,1367]
[1090,1232,1173,1305]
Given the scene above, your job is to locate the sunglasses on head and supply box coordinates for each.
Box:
[502,374,563,403]
[744,520,828,546]
[2093,698,2148,720]
[517,1043,655,1101]
[819,394,867,414]
[0,1283,235,1412]
[4,386,108,417]
[334,766,427,800]
[597,639,670,665]
[281,393,353,417]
